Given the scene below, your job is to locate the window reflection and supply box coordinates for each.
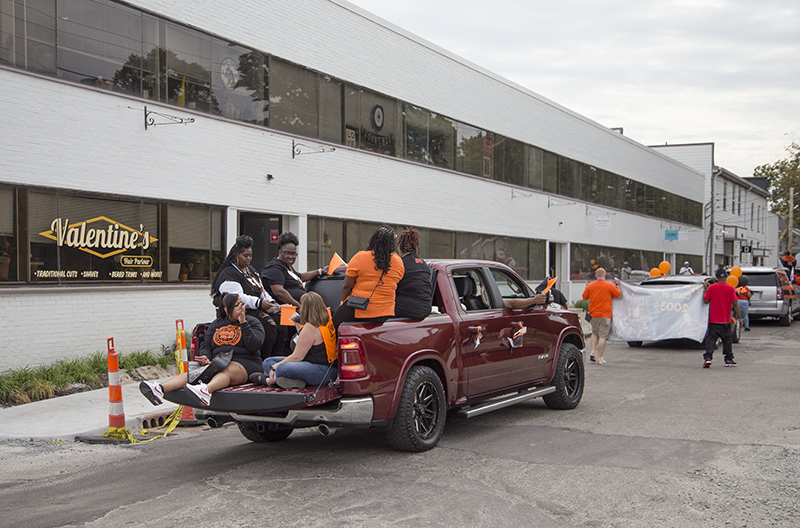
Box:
[271,57,317,136]
[403,104,429,162]
[0,187,17,282]
[456,123,483,177]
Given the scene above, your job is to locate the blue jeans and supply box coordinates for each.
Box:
[738,299,750,329]
[262,357,337,386]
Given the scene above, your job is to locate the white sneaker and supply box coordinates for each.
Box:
[139,381,164,406]
[184,381,212,406]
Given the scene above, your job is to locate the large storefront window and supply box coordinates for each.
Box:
[308,217,546,280]
[0,187,17,282]
[308,217,344,273]
[571,243,665,281]
[29,191,159,283]
[167,205,224,282]
[0,186,224,286]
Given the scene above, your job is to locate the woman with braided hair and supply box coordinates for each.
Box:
[211,235,279,360]
[394,227,433,319]
[332,224,404,330]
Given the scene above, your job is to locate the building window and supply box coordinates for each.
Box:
[723,181,727,211]
[167,204,224,282]
[738,188,742,216]
[270,58,318,137]
[455,122,484,177]
[29,190,159,284]
[0,185,224,286]
[0,187,17,282]
[308,216,545,281]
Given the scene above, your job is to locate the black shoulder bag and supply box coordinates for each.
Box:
[345,270,385,310]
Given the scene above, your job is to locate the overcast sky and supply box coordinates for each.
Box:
[345,0,799,179]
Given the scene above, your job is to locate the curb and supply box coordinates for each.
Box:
[74,405,180,444]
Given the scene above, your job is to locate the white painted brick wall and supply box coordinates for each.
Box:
[0,287,213,371]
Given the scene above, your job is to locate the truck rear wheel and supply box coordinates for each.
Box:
[543,343,584,410]
[237,421,293,443]
[387,365,446,452]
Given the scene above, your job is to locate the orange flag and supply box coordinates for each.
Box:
[328,252,346,274]
[280,305,297,326]
[543,276,558,293]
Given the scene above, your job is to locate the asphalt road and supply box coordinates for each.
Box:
[1,319,798,528]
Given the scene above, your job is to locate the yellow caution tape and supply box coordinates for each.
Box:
[101,406,184,444]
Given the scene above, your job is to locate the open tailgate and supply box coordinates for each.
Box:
[163,383,341,413]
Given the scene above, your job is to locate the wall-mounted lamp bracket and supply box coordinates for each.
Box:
[143,106,195,130]
[292,139,336,158]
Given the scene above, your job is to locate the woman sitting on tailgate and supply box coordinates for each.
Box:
[250,291,337,389]
[140,293,265,407]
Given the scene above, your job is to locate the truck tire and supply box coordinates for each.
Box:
[236,421,293,443]
[779,312,791,326]
[543,343,584,410]
[387,365,446,452]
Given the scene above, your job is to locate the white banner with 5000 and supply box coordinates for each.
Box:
[608,282,708,342]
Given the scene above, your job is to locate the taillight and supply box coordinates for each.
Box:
[338,337,367,379]
[777,286,784,300]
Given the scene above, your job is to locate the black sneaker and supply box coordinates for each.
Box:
[249,372,269,385]
[724,359,737,367]
[702,360,712,369]
[276,377,306,389]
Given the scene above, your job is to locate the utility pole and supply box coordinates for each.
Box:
[790,187,794,256]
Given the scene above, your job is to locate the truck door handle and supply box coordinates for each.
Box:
[468,326,482,333]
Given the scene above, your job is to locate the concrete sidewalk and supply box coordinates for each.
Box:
[0,380,180,441]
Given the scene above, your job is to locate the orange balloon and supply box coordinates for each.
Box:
[730,266,742,277]
[650,267,661,277]
[659,261,671,275]
[726,275,739,287]
[590,259,595,264]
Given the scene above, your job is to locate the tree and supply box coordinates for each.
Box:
[754,141,800,226]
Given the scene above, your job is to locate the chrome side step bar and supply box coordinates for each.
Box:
[456,386,556,419]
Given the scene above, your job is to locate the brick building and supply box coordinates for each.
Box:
[0,0,705,368]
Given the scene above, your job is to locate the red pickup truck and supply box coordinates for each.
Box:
[166,259,586,452]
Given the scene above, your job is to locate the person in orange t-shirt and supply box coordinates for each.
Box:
[581,268,622,364]
[332,225,404,330]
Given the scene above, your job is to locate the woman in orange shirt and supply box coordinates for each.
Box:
[332,225,404,330]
